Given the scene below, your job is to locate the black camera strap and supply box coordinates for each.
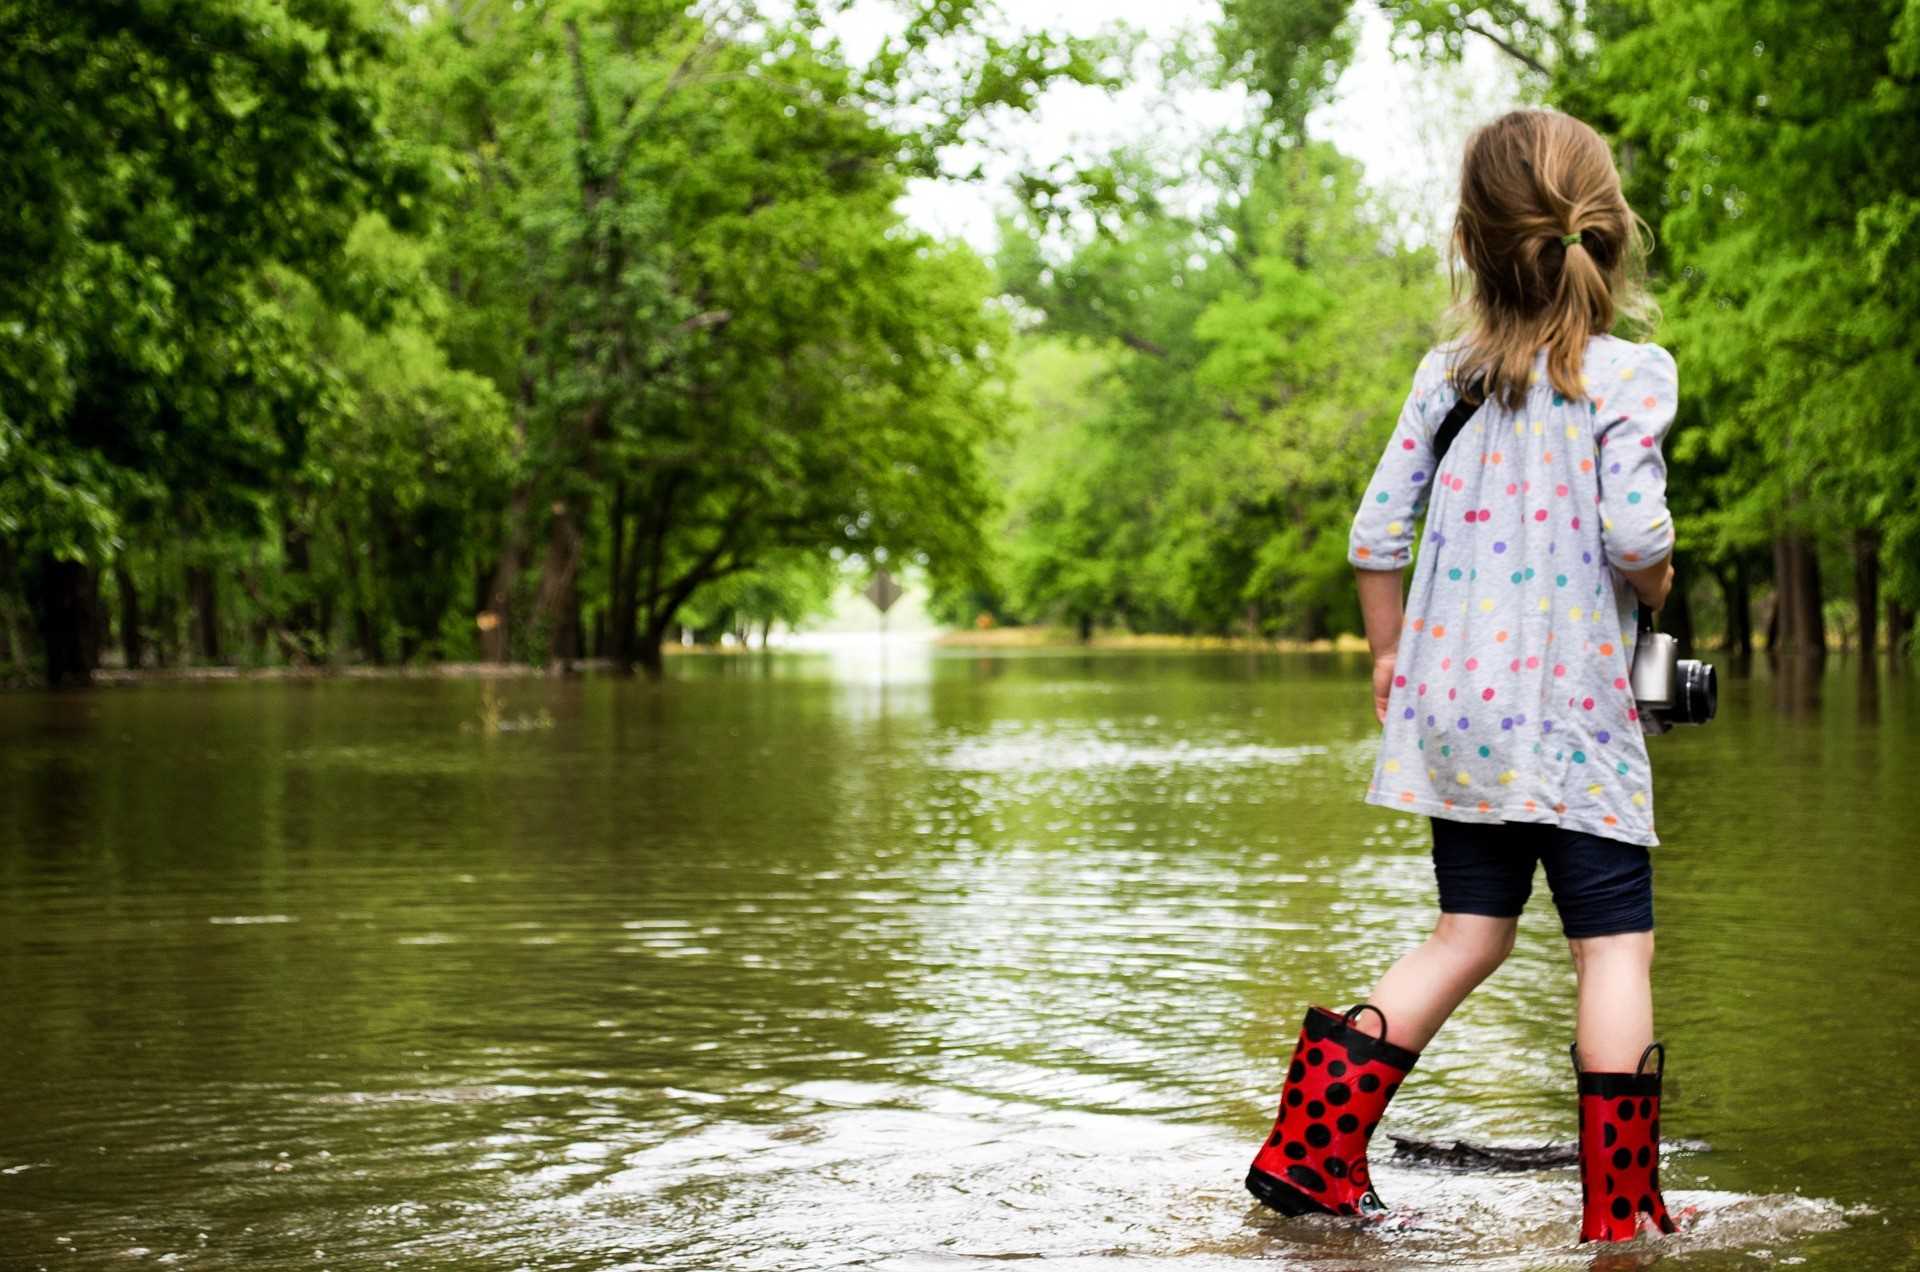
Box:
[1431,376,1487,467]
[1431,375,1662,636]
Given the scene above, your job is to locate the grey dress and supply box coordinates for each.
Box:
[1347,334,1679,847]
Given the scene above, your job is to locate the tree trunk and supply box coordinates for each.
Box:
[96,578,113,665]
[1771,533,1824,658]
[355,606,381,664]
[1889,600,1912,669]
[1770,536,1791,652]
[636,618,667,680]
[1302,601,1328,643]
[480,361,539,664]
[1854,528,1880,658]
[113,556,142,670]
[1077,611,1093,642]
[1795,534,1825,658]
[533,501,585,669]
[480,496,525,663]
[0,540,27,670]
[1662,554,1695,658]
[606,496,638,674]
[284,522,317,643]
[148,548,179,667]
[29,555,99,687]
[186,565,221,662]
[316,590,334,659]
[1718,557,1753,661]
[610,474,680,675]
[1762,575,1779,655]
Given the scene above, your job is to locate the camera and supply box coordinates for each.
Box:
[1629,619,1717,734]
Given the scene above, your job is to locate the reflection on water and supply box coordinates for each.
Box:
[0,645,1912,1269]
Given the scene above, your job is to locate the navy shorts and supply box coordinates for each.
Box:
[1430,816,1653,939]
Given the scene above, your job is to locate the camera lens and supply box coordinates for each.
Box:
[1674,660,1717,724]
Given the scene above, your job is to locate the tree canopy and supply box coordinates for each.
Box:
[2,0,1914,683]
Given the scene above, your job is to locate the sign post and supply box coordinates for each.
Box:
[863,568,904,673]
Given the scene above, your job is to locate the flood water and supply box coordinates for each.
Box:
[2,643,1914,1270]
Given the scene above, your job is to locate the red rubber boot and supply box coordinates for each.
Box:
[1246,1004,1420,1217]
[1574,1041,1679,1241]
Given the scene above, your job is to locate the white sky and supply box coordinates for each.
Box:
[817,0,1522,257]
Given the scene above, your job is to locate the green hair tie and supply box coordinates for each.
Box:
[1560,231,1583,247]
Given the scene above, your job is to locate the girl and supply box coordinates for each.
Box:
[1245,109,1684,1244]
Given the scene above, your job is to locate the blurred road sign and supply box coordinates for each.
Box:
[864,569,904,615]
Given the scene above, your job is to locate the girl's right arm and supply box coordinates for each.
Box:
[1621,558,1675,612]
[1595,341,1679,612]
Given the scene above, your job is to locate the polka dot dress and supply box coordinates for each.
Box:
[1348,335,1678,847]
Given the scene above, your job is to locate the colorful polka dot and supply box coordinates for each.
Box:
[1350,343,1671,842]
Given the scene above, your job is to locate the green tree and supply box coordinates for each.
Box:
[1595,0,1920,659]
[997,139,1443,639]
[398,0,1127,676]
[0,0,427,683]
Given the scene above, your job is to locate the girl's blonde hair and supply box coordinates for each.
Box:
[1443,109,1660,412]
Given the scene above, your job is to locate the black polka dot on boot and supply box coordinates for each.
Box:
[1287,1164,1327,1193]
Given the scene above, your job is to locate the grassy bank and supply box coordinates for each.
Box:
[929,625,1373,653]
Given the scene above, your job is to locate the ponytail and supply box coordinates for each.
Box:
[1443,110,1659,412]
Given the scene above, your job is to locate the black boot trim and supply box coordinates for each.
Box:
[1576,1071,1661,1099]
[1304,1006,1420,1071]
[1246,1166,1338,1217]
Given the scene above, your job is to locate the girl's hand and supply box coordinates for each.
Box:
[1372,653,1396,725]
[1622,557,1675,612]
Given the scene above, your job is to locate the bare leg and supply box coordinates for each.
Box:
[1568,931,1655,1071]
[1359,912,1518,1052]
